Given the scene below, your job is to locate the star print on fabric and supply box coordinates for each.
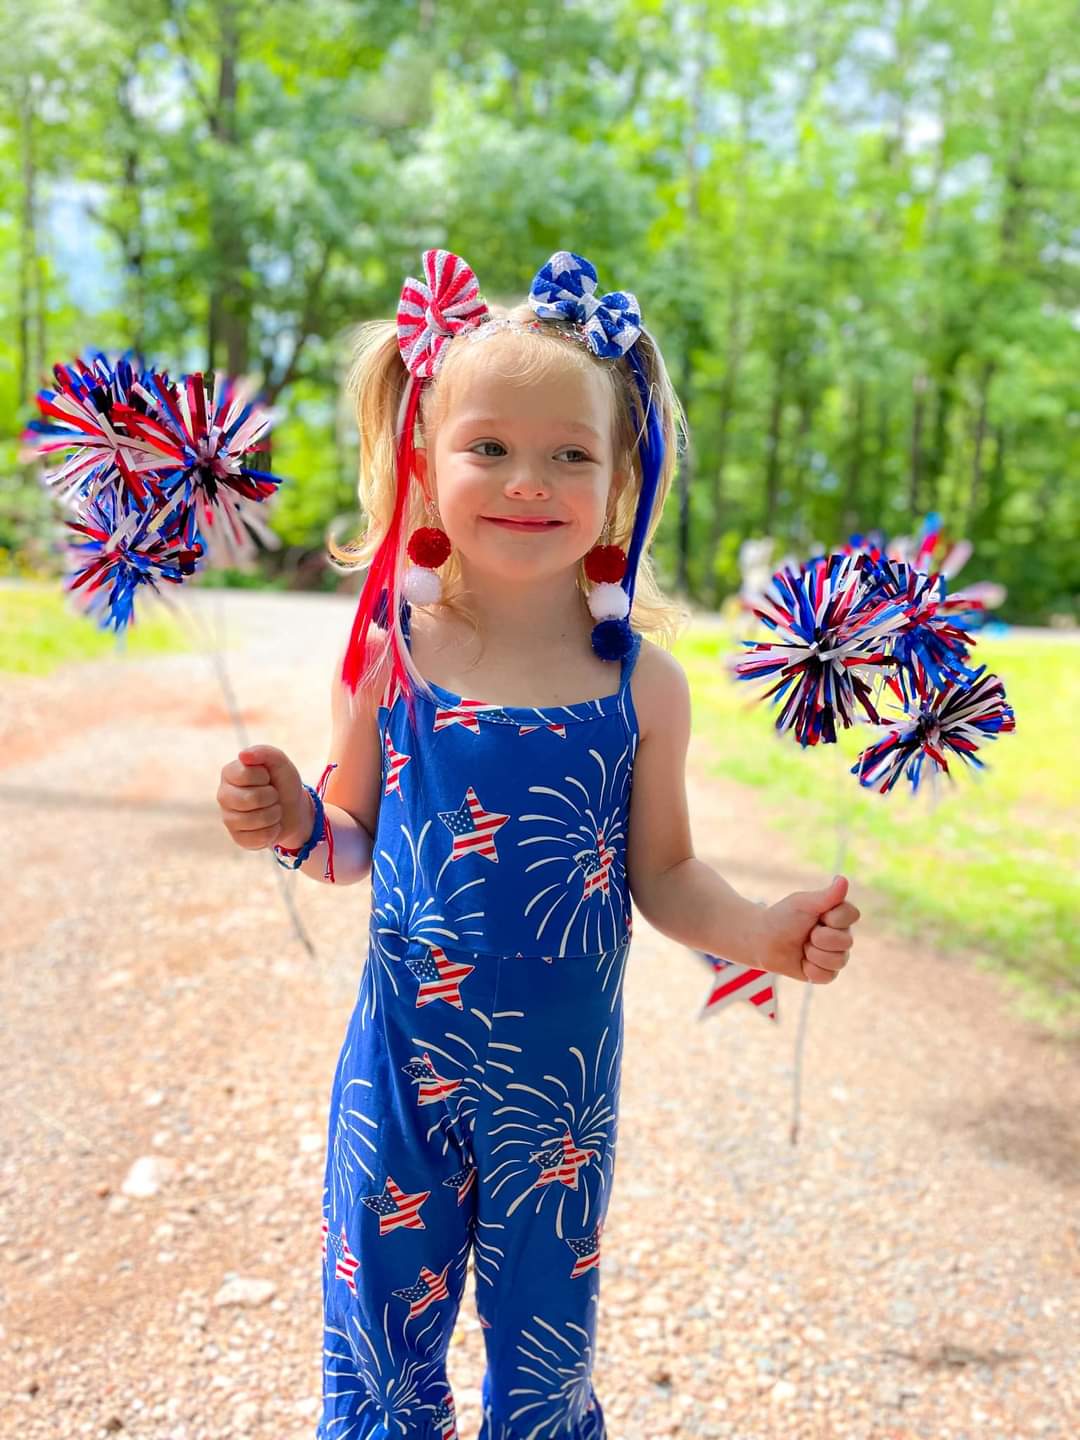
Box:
[392,1262,451,1318]
[378,669,404,713]
[320,1216,360,1295]
[431,1392,459,1440]
[518,722,568,739]
[401,1051,464,1106]
[575,828,615,899]
[384,732,411,797]
[565,1220,603,1279]
[443,1165,477,1206]
[360,1175,431,1235]
[700,952,778,1021]
[433,699,493,734]
[405,944,475,1009]
[438,786,509,862]
[529,1123,598,1190]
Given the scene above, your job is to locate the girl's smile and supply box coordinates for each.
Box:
[482,515,567,530]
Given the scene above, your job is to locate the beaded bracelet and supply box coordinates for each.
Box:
[272,785,324,870]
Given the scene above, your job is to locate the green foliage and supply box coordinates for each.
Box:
[0,0,1076,623]
[0,582,190,674]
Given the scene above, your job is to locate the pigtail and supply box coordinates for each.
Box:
[332,251,490,725]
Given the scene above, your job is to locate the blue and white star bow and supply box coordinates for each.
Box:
[528,251,642,359]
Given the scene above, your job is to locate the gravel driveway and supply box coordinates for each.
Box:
[2,588,1077,1439]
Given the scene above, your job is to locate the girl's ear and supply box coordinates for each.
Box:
[414,446,431,502]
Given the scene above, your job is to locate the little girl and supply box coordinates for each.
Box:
[217,249,860,1439]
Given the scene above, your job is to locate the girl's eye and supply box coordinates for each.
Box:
[472,441,506,458]
[557,448,591,463]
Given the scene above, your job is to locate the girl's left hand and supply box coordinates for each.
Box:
[760,875,861,984]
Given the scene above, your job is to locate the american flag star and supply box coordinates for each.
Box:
[700,952,778,1021]
[384,732,411,797]
[431,1391,458,1440]
[530,1124,598,1189]
[405,944,475,1009]
[322,1217,360,1295]
[518,722,568,739]
[433,699,491,734]
[360,1175,430,1235]
[575,828,615,899]
[438,786,509,863]
[565,1220,603,1279]
[392,1262,451,1318]
[379,669,404,713]
[402,1051,463,1106]
[548,251,581,280]
[443,1165,477,1206]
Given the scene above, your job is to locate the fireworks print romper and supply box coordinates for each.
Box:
[317,624,643,1440]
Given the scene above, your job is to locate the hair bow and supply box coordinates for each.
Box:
[397,249,489,378]
[528,251,642,359]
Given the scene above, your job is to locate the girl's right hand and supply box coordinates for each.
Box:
[217,744,311,851]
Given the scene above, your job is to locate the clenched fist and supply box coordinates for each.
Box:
[217,744,312,851]
[760,874,861,984]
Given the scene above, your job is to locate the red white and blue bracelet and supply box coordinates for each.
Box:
[272,763,338,882]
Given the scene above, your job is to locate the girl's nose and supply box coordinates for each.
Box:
[505,470,551,498]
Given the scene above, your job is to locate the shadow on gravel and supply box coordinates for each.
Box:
[883,1342,1028,1372]
[928,1094,1080,1187]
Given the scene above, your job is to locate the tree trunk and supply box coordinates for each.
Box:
[908,371,928,517]
[207,3,249,376]
[844,377,867,533]
[873,394,891,522]
[17,79,37,406]
[763,348,789,534]
[966,358,996,533]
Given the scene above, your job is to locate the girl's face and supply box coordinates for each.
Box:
[417,348,624,587]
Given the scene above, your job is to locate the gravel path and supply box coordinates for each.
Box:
[2,588,1077,1440]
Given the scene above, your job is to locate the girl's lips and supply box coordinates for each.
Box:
[483,517,565,529]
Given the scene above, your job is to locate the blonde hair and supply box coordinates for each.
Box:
[329,297,692,698]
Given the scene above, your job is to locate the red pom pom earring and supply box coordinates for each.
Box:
[585,516,630,626]
[403,499,452,605]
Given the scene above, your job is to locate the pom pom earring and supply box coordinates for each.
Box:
[586,516,633,658]
[403,499,451,605]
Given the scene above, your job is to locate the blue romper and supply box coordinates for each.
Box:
[318,624,642,1440]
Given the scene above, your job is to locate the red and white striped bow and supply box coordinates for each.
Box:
[396,249,489,378]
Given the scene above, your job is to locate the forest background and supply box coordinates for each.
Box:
[1,0,1077,622]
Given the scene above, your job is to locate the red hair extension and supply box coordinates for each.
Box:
[340,379,422,701]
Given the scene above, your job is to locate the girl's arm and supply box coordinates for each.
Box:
[275,642,386,886]
[625,643,859,983]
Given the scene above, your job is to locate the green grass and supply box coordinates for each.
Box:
[675,621,1080,1036]
[0,582,190,675]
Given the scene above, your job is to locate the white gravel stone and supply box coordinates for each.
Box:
[212,1277,277,1308]
[121,1155,176,1198]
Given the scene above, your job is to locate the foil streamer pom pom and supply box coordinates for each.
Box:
[65,490,202,633]
[123,370,283,567]
[863,555,980,704]
[25,352,287,628]
[852,667,1015,794]
[733,552,909,746]
[20,352,178,510]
